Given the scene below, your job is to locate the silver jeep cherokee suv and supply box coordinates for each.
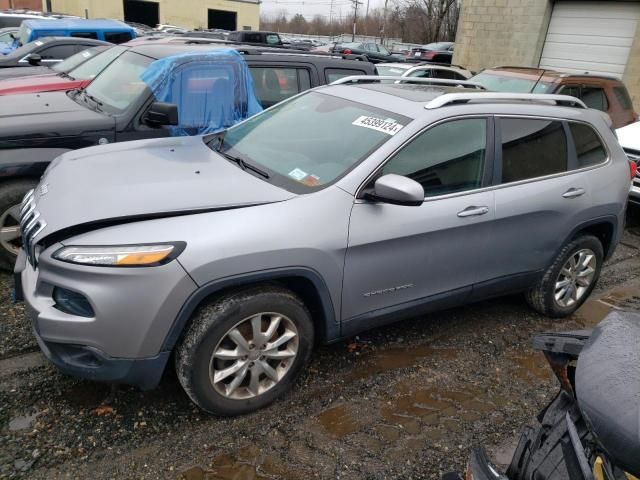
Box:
[16,78,632,415]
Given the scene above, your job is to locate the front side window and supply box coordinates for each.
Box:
[84,50,153,114]
[569,123,607,168]
[382,118,487,197]
[38,44,77,60]
[214,91,409,191]
[249,67,311,108]
[499,118,567,183]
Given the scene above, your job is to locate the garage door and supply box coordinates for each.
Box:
[539,1,640,78]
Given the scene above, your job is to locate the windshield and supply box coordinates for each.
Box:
[84,50,153,114]
[52,46,101,74]
[214,91,409,192]
[67,46,126,80]
[471,71,553,93]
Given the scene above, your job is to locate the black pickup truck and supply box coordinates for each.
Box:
[0,39,376,268]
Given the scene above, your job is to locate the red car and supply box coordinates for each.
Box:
[0,45,124,95]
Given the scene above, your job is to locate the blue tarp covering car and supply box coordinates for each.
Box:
[140,49,263,136]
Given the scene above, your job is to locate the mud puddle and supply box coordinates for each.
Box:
[348,344,458,381]
[316,404,361,437]
[179,447,291,480]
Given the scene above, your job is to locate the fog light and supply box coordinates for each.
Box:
[53,287,95,318]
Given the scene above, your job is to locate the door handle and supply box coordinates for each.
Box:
[562,188,586,199]
[457,206,489,218]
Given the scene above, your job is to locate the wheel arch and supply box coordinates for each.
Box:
[161,267,339,353]
[567,216,618,260]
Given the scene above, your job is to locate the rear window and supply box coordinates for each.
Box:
[614,86,633,110]
[325,68,366,83]
[569,123,607,168]
[104,31,133,44]
[472,71,553,93]
[499,118,568,183]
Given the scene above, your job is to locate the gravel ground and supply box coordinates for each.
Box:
[1,208,640,480]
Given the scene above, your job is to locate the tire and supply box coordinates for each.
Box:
[0,179,38,272]
[525,234,603,318]
[175,286,314,416]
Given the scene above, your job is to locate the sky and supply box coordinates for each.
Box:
[260,0,388,22]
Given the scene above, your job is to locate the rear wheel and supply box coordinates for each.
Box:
[0,179,37,271]
[175,286,314,415]
[525,235,603,317]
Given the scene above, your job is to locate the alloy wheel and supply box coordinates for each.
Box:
[0,203,22,256]
[209,312,299,400]
[554,248,597,308]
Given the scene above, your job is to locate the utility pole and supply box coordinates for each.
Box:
[329,0,334,40]
[380,0,389,45]
[351,0,363,41]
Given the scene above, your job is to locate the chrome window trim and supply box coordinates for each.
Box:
[355,114,611,204]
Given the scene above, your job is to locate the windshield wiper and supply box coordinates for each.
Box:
[58,71,75,80]
[219,150,270,179]
[79,90,103,112]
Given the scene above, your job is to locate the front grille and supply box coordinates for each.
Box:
[20,189,46,268]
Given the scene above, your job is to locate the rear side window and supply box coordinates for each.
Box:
[265,34,280,45]
[325,68,366,83]
[250,67,311,108]
[614,86,633,110]
[244,33,262,43]
[104,31,133,44]
[71,31,98,39]
[499,118,567,183]
[569,123,607,168]
[382,118,488,197]
[581,87,608,111]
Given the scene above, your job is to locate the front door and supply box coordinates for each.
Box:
[342,117,495,322]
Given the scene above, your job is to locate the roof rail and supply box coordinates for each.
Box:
[330,75,486,89]
[424,92,587,109]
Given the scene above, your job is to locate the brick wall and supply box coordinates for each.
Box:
[453,0,553,72]
[0,0,43,9]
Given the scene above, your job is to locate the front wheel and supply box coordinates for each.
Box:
[175,286,314,416]
[525,235,603,317]
[0,179,38,271]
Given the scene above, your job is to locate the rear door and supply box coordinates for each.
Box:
[482,116,595,292]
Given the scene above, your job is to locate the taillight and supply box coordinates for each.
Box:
[425,51,436,59]
[343,48,352,55]
[630,160,637,180]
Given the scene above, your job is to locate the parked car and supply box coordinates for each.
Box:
[15,19,136,49]
[615,121,640,204]
[407,42,454,63]
[0,43,106,80]
[0,45,123,95]
[0,36,109,68]
[227,31,283,47]
[376,62,472,80]
[15,81,632,415]
[0,11,45,28]
[471,67,639,129]
[0,42,376,267]
[182,30,227,41]
[332,41,402,63]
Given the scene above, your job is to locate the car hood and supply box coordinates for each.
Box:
[0,73,80,95]
[0,66,50,80]
[32,135,296,240]
[0,91,112,142]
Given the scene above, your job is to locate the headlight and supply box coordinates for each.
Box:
[52,243,184,267]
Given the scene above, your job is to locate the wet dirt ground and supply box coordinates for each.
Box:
[2,208,640,479]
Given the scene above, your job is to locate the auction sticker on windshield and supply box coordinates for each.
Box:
[352,116,403,135]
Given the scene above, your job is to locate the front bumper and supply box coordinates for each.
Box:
[16,246,197,389]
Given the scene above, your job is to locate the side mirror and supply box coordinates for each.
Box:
[369,174,424,206]
[144,102,178,126]
[27,54,42,66]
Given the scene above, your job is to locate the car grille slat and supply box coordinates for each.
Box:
[20,189,46,268]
